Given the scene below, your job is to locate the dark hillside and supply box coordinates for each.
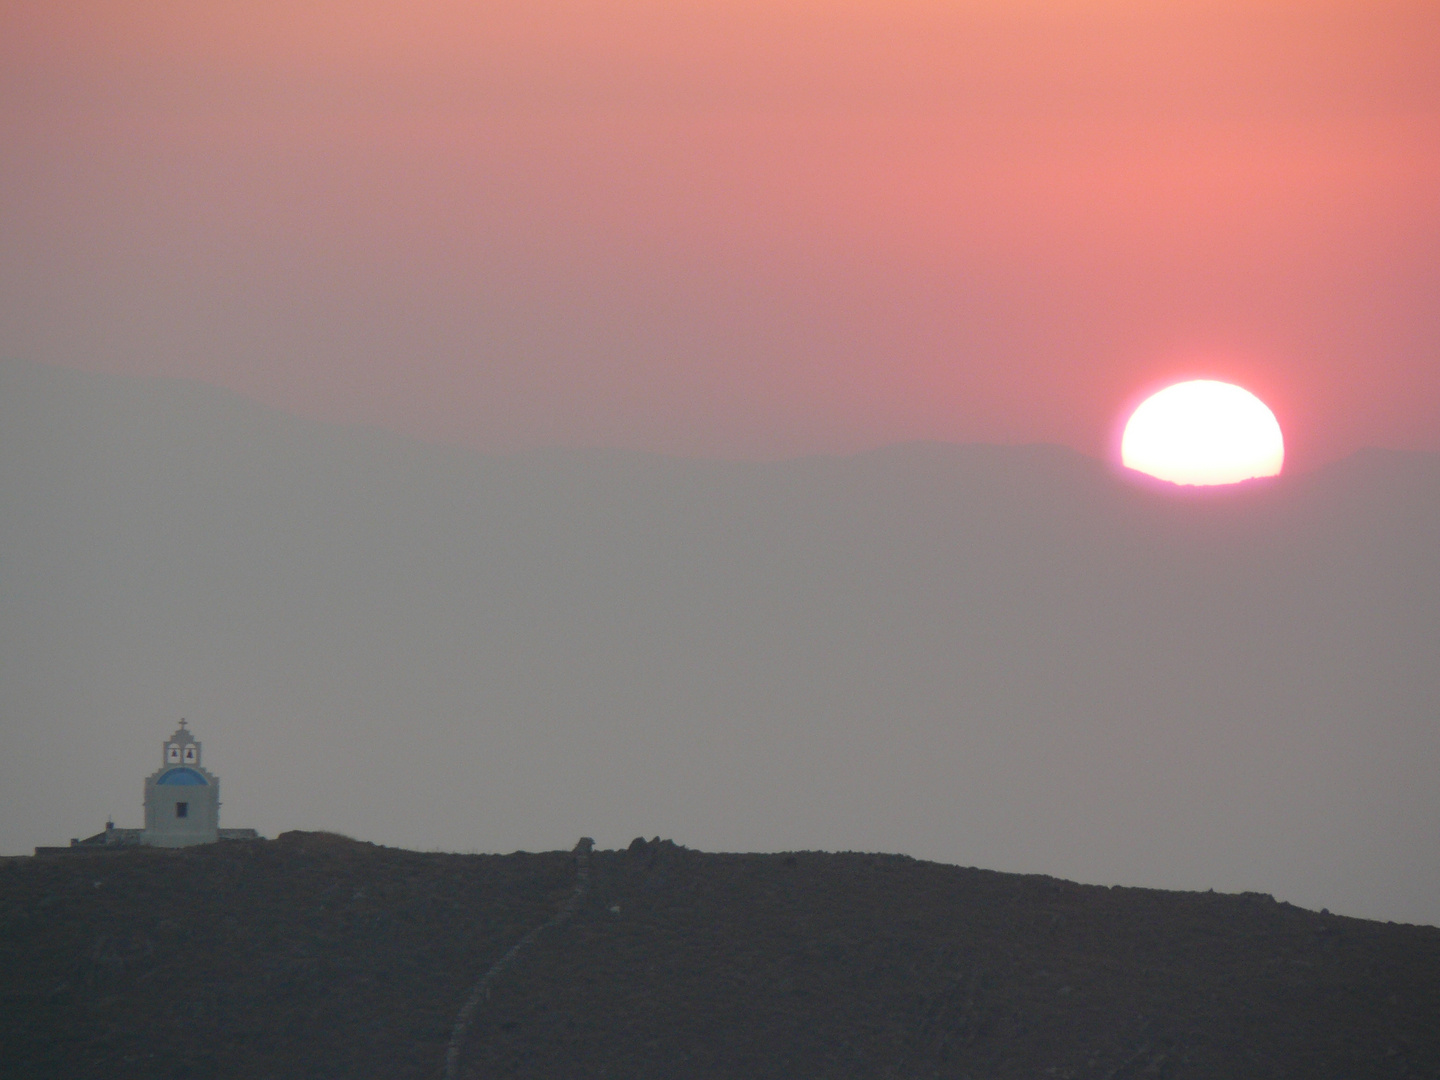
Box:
[3,834,1437,1079]
[0,835,572,1079]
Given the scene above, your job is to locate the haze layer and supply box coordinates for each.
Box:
[2,362,1437,924]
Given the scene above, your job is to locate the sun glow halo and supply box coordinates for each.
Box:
[1121,380,1284,486]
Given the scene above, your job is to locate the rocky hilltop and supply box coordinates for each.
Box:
[3,833,1437,1079]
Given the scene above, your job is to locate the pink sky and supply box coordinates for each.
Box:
[3,1,1437,468]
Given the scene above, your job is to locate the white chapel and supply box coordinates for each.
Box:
[39,720,259,852]
[143,719,221,846]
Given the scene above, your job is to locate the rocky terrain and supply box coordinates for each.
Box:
[3,833,1437,1079]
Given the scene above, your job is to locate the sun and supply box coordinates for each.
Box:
[1121,380,1284,486]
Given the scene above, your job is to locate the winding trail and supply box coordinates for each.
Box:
[443,837,593,1080]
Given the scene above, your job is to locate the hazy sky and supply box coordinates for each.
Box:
[3,1,1438,466]
[3,360,1438,923]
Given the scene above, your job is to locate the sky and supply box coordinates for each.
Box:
[3,5,1439,924]
[2,1,1437,468]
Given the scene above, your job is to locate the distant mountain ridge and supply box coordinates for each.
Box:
[2,360,1437,924]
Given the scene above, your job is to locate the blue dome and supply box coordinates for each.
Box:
[156,767,208,786]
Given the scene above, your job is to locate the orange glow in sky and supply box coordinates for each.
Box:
[1,1,1437,466]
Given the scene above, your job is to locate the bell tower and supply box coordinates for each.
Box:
[143,720,220,846]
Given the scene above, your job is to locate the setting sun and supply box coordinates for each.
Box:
[1121,380,1284,486]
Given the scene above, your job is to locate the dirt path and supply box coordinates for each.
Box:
[443,838,593,1080]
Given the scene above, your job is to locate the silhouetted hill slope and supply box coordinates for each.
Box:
[3,836,1437,1080]
[2,360,1439,923]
